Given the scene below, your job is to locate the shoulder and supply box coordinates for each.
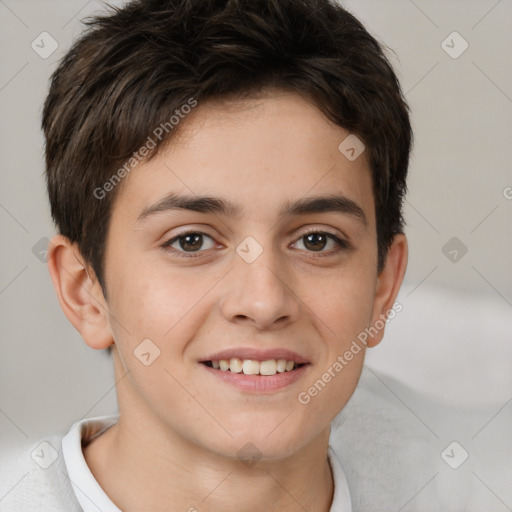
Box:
[329,367,442,512]
[0,435,82,512]
[329,366,512,512]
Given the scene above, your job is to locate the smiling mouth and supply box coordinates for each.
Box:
[201,359,308,376]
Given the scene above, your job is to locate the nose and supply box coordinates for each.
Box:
[219,242,301,331]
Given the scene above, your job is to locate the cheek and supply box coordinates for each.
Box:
[106,259,224,376]
[105,267,210,416]
[106,259,197,348]
[309,263,376,336]
[295,265,374,414]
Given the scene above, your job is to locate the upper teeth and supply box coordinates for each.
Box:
[211,358,297,375]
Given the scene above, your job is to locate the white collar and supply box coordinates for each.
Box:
[62,415,351,512]
[61,414,121,512]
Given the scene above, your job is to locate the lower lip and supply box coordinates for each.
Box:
[200,363,310,393]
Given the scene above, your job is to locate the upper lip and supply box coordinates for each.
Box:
[200,348,310,364]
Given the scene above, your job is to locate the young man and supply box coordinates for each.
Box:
[1,0,411,510]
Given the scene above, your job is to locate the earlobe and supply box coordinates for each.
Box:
[366,233,408,348]
[47,234,113,350]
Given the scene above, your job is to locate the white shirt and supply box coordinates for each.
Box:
[61,414,352,512]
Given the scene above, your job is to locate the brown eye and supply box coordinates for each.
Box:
[176,233,203,252]
[293,230,348,254]
[162,231,216,256]
[303,232,329,251]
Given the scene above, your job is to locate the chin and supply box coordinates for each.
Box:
[219,427,316,463]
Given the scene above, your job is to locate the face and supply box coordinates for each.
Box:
[102,90,383,459]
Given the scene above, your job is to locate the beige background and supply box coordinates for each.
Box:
[0,0,511,464]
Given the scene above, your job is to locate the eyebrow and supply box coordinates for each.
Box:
[136,192,368,227]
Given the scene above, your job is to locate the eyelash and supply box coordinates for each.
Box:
[160,228,349,259]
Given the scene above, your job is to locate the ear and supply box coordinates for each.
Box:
[366,233,408,348]
[47,234,113,350]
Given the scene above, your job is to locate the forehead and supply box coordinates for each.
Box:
[113,90,375,230]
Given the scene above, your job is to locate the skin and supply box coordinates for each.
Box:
[48,88,407,512]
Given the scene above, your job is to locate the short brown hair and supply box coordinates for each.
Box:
[43,0,412,297]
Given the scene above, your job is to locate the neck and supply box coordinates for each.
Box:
[83,352,335,512]
[84,417,334,512]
